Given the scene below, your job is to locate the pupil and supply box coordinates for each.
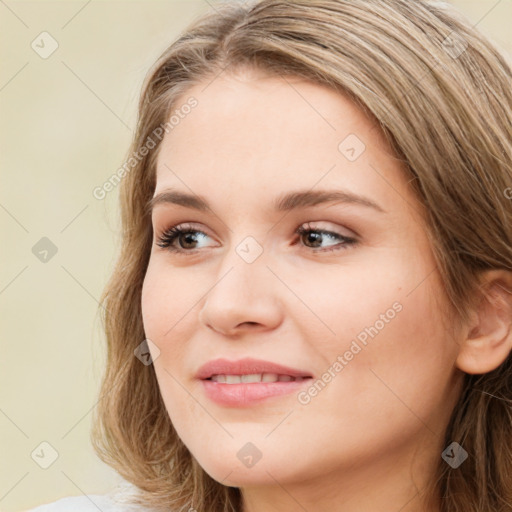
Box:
[181,233,197,248]
[306,232,321,247]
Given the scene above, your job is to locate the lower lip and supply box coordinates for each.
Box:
[201,378,312,407]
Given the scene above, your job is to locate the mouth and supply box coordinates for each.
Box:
[196,358,314,407]
[206,373,311,383]
[196,357,313,381]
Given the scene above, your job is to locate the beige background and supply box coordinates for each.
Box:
[1,1,511,511]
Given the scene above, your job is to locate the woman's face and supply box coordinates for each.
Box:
[141,69,464,499]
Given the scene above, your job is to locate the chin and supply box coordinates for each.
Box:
[200,461,286,487]
[189,440,310,488]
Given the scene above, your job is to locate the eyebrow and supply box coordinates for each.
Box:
[147,188,386,214]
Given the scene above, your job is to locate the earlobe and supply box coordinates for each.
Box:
[455,270,512,375]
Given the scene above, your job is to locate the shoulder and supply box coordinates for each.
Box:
[25,493,119,512]
[25,481,155,512]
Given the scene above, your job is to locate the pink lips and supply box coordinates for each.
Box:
[196,357,313,407]
[196,357,313,380]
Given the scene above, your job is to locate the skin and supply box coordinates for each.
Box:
[141,67,471,512]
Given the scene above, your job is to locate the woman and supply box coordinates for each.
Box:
[28,0,512,511]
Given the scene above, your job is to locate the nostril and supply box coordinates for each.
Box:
[240,322,259,327]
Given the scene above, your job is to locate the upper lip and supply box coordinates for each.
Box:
[196,357,314,380]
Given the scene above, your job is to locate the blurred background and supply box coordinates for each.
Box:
[1,1,511,511]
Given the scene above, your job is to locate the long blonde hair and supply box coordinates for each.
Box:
[91,1,512,510]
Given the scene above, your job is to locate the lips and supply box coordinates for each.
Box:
[197,357,314,407]
[195,357,314,380]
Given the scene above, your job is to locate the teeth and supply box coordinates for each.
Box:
[241,374,262,383]
[210,373,301,383]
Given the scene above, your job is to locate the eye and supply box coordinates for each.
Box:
[155,222,358,255]
[155,223,214,253]
[295,223,357,252]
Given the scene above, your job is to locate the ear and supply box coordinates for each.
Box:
[456,269,512,375]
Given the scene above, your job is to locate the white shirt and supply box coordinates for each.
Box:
[25,494,125,511]
[25,481,157,512]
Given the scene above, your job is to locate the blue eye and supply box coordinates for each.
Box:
[156,222,357,255]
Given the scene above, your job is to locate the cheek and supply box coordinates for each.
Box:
[290,253,401,354]
[303,252,457,413]
[141,258,199,339]
[140,263,194,419]
[141,271,166,345]
[285,283,458,475]
[320,278,457,424]
[141,259,203,392]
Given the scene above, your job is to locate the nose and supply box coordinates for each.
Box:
[198,253,284,337]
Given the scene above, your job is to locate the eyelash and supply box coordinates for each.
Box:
[155,222,358,255]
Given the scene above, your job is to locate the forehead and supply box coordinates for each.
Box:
[158,71,386,158]
[153,70,412,214]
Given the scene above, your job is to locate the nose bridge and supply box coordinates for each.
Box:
[215,232,270,296]
[198,237,283,334]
